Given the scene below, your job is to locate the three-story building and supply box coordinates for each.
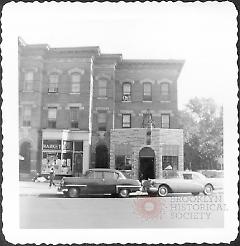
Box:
[19,38,184,180]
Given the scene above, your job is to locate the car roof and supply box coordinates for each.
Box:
[88,168,117,172]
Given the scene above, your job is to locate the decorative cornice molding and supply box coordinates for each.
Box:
[119,79,135,85]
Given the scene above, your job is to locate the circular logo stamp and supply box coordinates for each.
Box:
[133,197,165,220]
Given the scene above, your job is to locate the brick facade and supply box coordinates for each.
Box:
[18,37,184,179]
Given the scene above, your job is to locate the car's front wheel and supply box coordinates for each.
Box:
[158,185,169,197]
[203,184,213,195]
[119,189,129,198]
[67,187,80,198]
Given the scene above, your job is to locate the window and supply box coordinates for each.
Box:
[162,156,178,170]
[122,82,131,101]
[71,73,81,93]
[143,82,152,101]
[103,172,118,180]
[70,107,79,128]
[48,107,57,128]
[98,80,107,97]
[122,114,131,128]
[161,114,170,128]
[48,73,58,93]
[115,155,132,170]
[160,83,170,97]
[24,71,34,91]
[97,112,107,131]
[183,173,193,180]
[23,106,31,127]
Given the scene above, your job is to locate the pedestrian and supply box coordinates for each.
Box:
[49,167,56,188]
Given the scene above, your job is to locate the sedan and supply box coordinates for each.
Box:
[58,168,141,198]
[142,171,217,197]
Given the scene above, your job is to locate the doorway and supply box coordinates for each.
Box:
[95,144,109,168]
[19,142,31,173]
[139,147,155,180]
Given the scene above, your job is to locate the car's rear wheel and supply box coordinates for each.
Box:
[158,185,169,197]
[119,189,129,198]
[203,184,213,195]
[67,187,80,198]
[192,192,200,196]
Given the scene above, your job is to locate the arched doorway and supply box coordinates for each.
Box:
[19,142,31,173]
[139,147,155,180]
[95,144,109,168]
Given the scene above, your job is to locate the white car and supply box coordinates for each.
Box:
[142,171,218,197]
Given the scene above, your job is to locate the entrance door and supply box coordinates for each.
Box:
[139,147,155,180]
[19,142,31,173]
[73,153,83,176]
[95,144,108,168]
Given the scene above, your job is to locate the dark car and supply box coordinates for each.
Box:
[58,168,141,198]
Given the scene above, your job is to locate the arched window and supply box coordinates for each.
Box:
[122,82,131,101]
[143,82,152,101]
[160,82,170,97]
[98,79,107,97]
[48,73,59,93]
[71,73,81,93]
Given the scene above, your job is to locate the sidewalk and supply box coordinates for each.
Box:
[19,181,61,196]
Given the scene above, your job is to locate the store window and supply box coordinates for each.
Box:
[70,107,79,128]
[97,112,107,131]
[48,73,59,93]
[122,114,131,128]
[24,71,34,91]
[122,82,131,101]
[71,73,81,93]
[22,106,31,127]
[98,80,107,97]
[143,82,152,101]
[161,114,170,128]
[48,107,57,128]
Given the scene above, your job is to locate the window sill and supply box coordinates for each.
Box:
[22,90,34,93]
[69,92,81,95]
[121,100,132,103]
[143,100,152,103]
[21,126,32,129]
[97,97,108,100]
[160,100,171,103]
[48,92,59,95]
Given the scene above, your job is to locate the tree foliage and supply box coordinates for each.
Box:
[178,97,223,170]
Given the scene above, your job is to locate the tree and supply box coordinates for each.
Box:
[178,97,223,170]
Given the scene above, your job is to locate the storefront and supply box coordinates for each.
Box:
[41,129,90,176]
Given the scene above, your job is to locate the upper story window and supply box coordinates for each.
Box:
[22,106,31,127]
[122,82,131,101]
[23,71,34,91]
[48,73,59,93]
[97,112,107,131]
[160,82,170,98]
[71,73,81,93]
[122,114,131,128]
[70,107,79,128]
[143,82,152,101]
[48,107,57,128]
[161,114,170,128]
[98,80,107,97]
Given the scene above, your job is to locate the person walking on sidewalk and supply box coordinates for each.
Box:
[49,167,56,188]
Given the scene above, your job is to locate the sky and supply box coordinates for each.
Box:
[3,2,237,110]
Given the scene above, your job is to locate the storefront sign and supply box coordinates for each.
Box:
[43,140,61,150]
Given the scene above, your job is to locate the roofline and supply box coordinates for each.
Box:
[120,59,185,64]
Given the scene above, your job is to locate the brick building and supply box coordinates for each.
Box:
[18,37,184,180]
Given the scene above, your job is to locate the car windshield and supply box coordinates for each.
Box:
[116,171,127,179]
[193,172,206,181]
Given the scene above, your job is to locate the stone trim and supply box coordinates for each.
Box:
[139,78,155,84]
[157,78,173,84]
[65,103,84,110]
[43,104,61,110]
[21,67,38,73]
[95,73,111,80]
[119,79,135,85]
[68,67,85,75]
[47,68,63,75]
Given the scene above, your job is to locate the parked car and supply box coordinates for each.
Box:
[198,170,224,191]
[58,168,141,198]
[142,171,217,197]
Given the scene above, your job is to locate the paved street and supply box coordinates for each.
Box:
[19,181,224,229]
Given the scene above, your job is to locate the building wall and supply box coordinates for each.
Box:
[110,128,184,179]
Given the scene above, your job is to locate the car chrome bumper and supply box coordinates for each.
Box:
[147,187,158,193]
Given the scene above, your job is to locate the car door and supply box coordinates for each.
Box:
[180,173,203,193]
[86,171,105,194]
[102,171,118,194]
